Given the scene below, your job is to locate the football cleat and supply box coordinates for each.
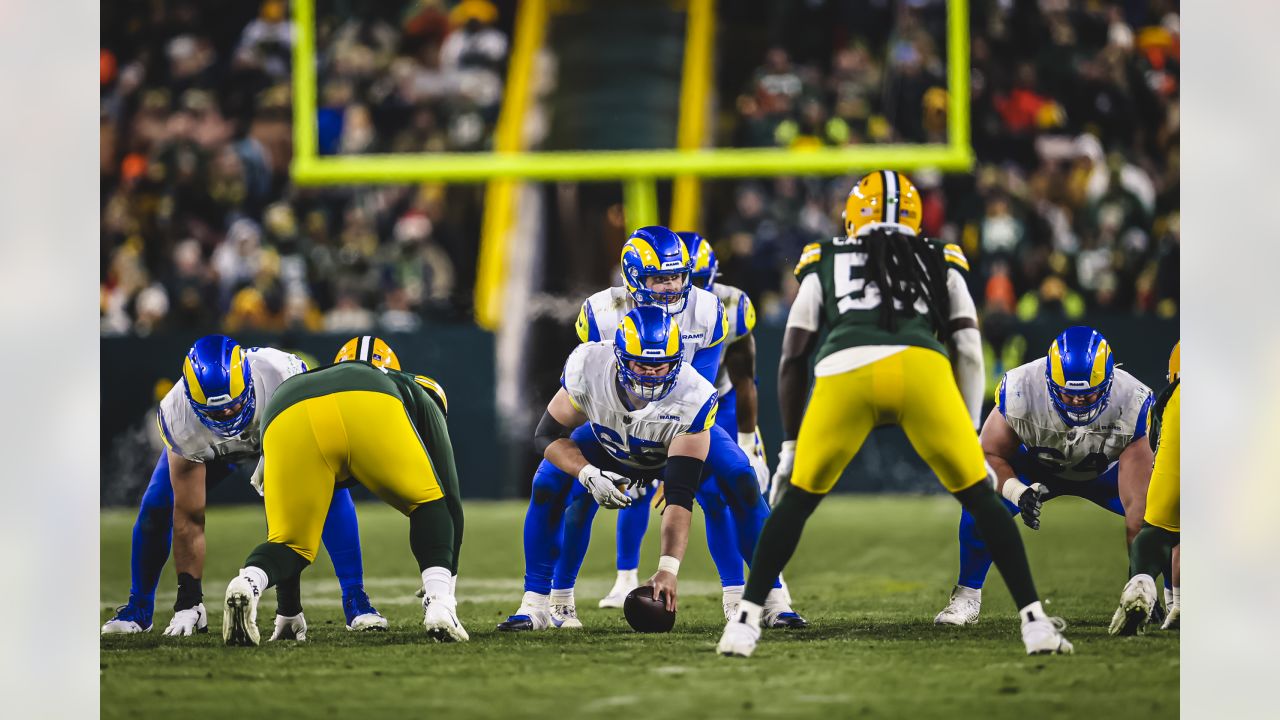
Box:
[1161,602,1180,631]
[1109,574,1156,637]
[162,603,209,637]
[496,592,552,632]
[763,588,808,629]
[422,594,469,642]
[101,599,154,635]
[722,585,744,623]
[1022,616,1074,655]
[269,612,307,641]
[934,585,982,626]
[222,573,263,647]
[343,588,389,632]
[599,570,640,609]
[550,604,583,629]
[717,614,761,658]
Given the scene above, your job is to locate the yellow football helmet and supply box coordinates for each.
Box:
[1168,341,1180,382]
[334,336,401,371]
[844,170,923,237]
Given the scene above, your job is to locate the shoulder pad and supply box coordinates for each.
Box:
[413,375,449,416]
[939,241,970,273]
[575,299,600,343]
[794,241,823,278]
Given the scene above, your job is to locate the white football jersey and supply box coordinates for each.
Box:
[709,283,757,394]
[574,285,728,364]
[561,343,719,472]
[999,357,1154,483]
[156,347,308,464]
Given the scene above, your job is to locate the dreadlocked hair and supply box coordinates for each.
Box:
[860,227,953,343]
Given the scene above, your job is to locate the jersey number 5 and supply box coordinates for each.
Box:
[833,252,928,315]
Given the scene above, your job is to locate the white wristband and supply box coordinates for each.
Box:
[779,440,797,455]
[657,555,680,576]
[1001,477,1029,504]
[737,432,756,447]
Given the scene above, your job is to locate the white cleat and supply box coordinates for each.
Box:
[598,569,640,609]
[717,616,761,657]
[423,594,469,642]
[101,606,153,635]
[496,592,553,632]
[722,586,744,623]
[269,612,307,641]
[222,574,263,647]
[762,587,808,628]
[935,585,982,626]
[550,604,583,629]
[347,612,389,632]
[1023,616,1074,655]
[162,603,209,637]
[1161,602,1180,631]
[1110,574,1156,636]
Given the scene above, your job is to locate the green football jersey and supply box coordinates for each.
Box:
[793,234,970,365]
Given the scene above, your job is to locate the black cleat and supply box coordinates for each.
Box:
[496,614,535,632]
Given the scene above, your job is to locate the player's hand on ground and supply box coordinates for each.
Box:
[769,440,797,505]
[577,464,632,508]
[1018,483,1048,530]
[647,571,678,612]
[162,603,207,637]
[270,612,307,641]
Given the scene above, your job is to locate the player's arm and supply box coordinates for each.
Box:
[689,296,729,384]
[979,408,1045,529]
[648,429,711,612]
[1117,416,1157,544]
[723,335,758,433]
[168,449,208,606]
[533,389,631,508]
[941,247,984,429]
[771,271,821,502]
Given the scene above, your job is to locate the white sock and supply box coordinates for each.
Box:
[1168,586,1179,606]
[955,585,982,600]
[735,600,764,628]
[421,566,451,599]
[240,566,269,595]
[1019,600,1047,624]
[722,585,744,601]
[520,591,549,610]
[765,587,790,609]
[550,588,575,606]
[616,568,639,585]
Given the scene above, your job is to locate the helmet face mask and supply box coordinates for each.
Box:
[1045,326,1114,427]
[622,226,694,314]
[183,335,256,437]
[614,306,684,402]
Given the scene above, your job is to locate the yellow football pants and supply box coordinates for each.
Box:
[1144,384,1180,532]
[262,390,444,562]
[792,347,986,495]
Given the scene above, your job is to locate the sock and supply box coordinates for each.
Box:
[615,568,639,586]
[954,585,982,600]
[421,566,451,599]
[275,574,303,616]
[523,463,574,594]
[553,492,600,590]
[128,452,175,608]
[1167,586,1179,607]
[174,572,203,611]
[520,590,549,613]
[697,480,746,587]
[615,495,650,570]
[409,500,455,572]
[550,588,575,606]
[722,584,744,600]
[243,543,308,588]
[320,487,365,597]
[1129,523,1179,580]
[953,483,1039,609]
[764,587,790,610]
[742,485,823,605]
[1019,600,1047,624]
[735,599,763,628]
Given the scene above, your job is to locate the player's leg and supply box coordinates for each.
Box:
[498,458,575,631]
[102,451,173,634]
[937,492,1020,625]
[897,348,1069,654]
[315,486,387,631]
[694,477,746,619]
[720,368,874,657]
[548,484,598,628]
[601,492,650,607]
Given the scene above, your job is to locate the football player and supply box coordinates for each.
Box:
[498,306,798,631]
[596,231,775,615]
[934,326,1157,627]
[222,339,465,646]
[1111,342,1180,635]
[101,335,385,639]
[719,170,1072,657]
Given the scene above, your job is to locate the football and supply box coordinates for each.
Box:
[623,586,676,633]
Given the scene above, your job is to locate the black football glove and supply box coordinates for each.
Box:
[1018,483,1048,530]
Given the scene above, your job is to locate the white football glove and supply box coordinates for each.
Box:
[250,457,265,497]
[738,431,770,495]
[768,440,797,506]
[578,464,632,509]
[270,612,308,641]
[162,603,208,637]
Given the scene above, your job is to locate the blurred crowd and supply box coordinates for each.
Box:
[714,0,1180,329]
[100,0,509,336]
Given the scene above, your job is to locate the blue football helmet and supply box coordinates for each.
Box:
[678,231,718,290]
[621,226,693,314]
[1045,326,1114,427]
[183,334,256,437]
[614,306,684,401]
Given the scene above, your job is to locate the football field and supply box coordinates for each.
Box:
[101,495,1178,719]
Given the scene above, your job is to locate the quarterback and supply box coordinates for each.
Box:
[719,170,1072,657]
[223,338,465,645]
[101,335,384,639]
[934,326,1157,626]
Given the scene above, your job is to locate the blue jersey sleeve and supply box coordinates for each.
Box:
[1131,392,1155,442]
[691,344,723,386]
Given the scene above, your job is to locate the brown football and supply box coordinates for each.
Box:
[623,585,676,633]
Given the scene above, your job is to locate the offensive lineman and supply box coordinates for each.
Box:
[934,326,1156,626]
[223,338,466,645]
[101,335,385,639]
[718,170,1072,657]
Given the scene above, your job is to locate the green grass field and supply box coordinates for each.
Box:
[101,495,1177,719]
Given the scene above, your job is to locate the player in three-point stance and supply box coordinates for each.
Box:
[718,170,1072,657]
[101,335,384,640]
[933,326,1158,626]
[222,338,465,646]
[1111,342,1180,635]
